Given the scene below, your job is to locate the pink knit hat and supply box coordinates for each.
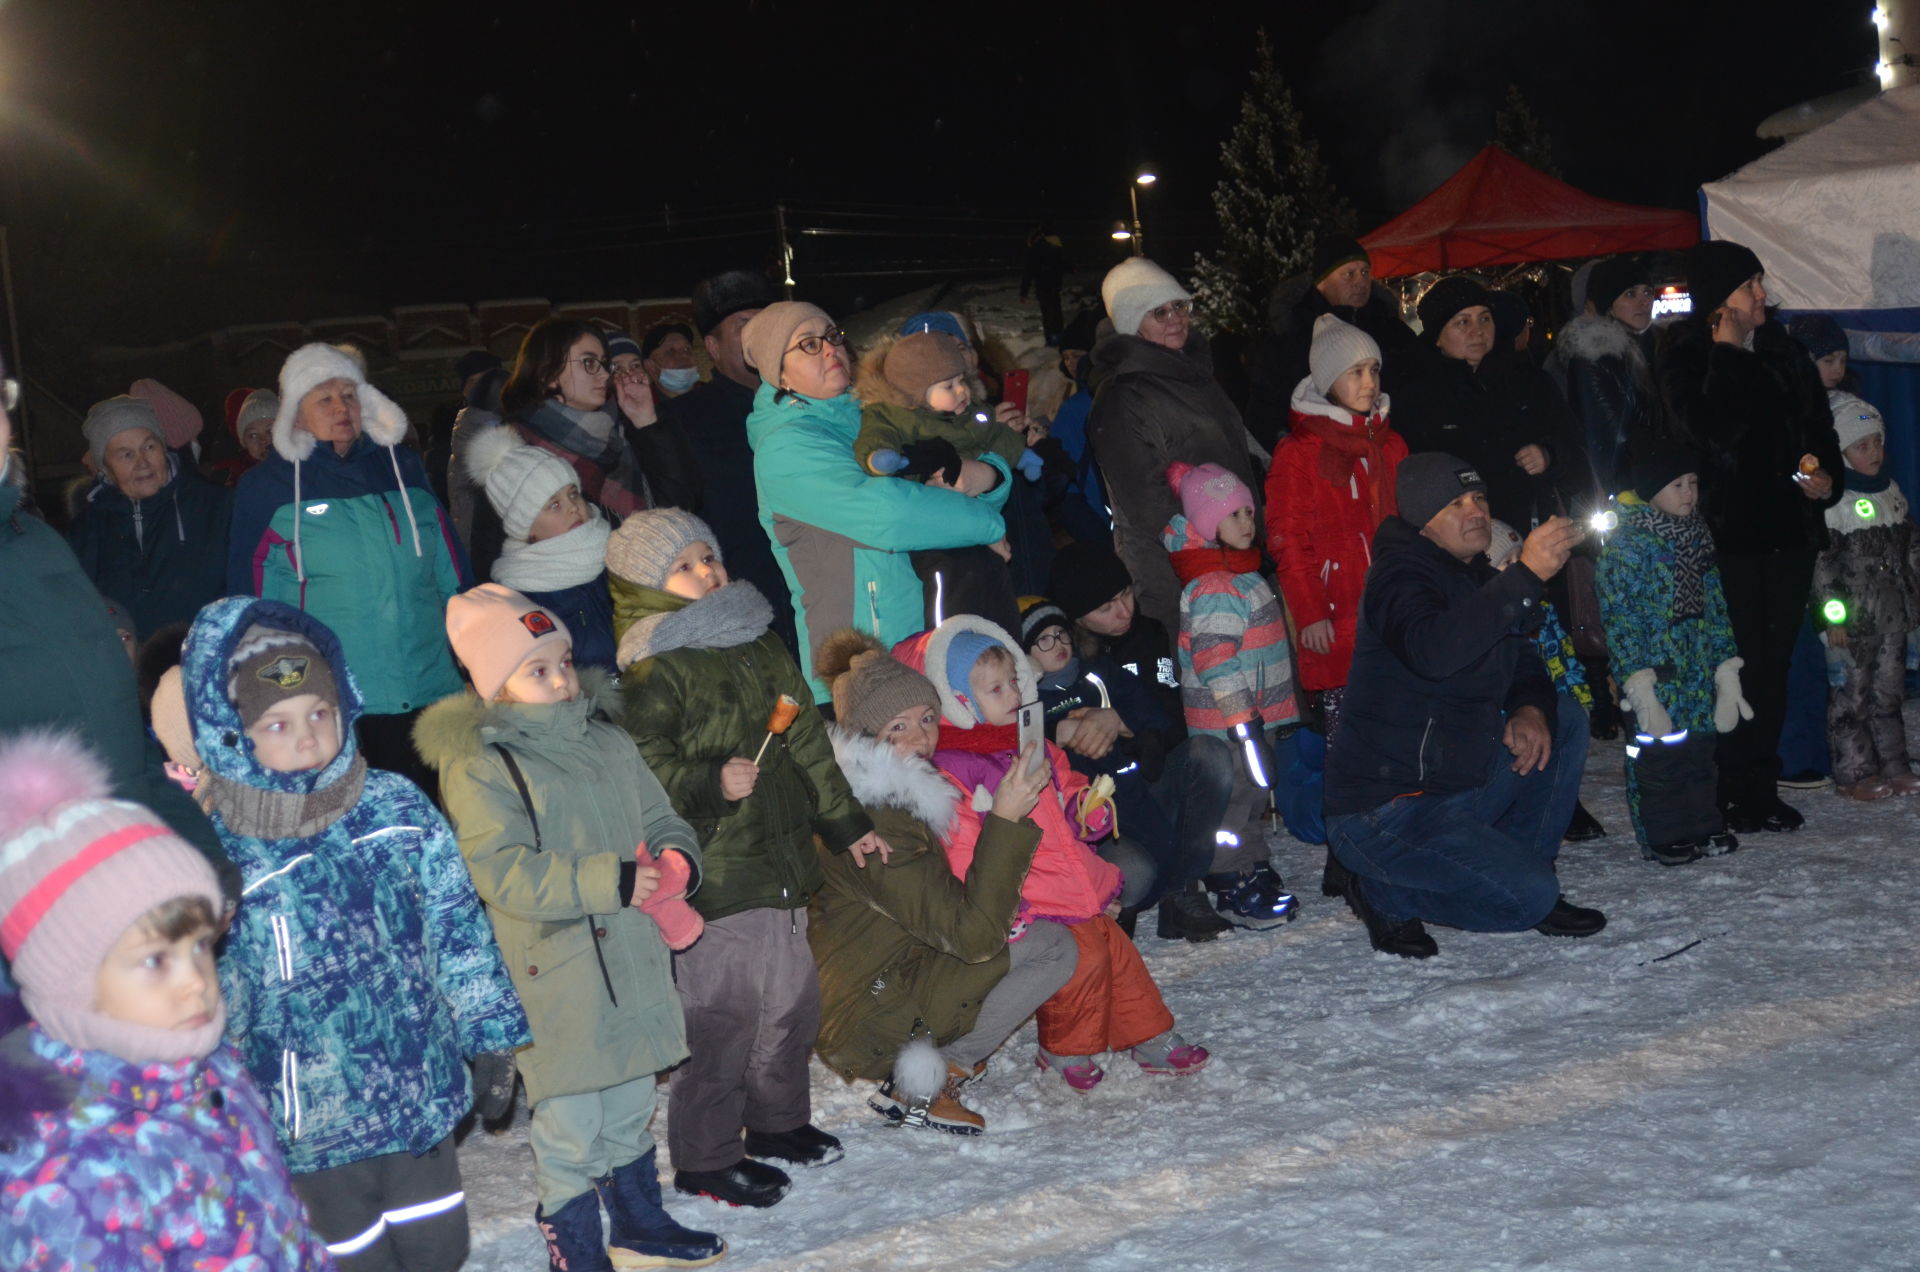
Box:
[445,583,574,701]
[1166,461,1254,543]
[0,732,226,1063]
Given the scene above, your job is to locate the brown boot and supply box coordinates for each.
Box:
[928,1065,987,1134]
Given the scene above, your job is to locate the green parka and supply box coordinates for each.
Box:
[612,577,872,921]
[809,726,1039,1082]
[415,672,699,1105]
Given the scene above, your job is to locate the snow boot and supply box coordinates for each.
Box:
[1035,1048,1106,1091]
[537,1193,615,1272]
[1128,1030,1211,1076]
[869,1065,987,1134]
[1320,847,1350,898]
[1155,879,1230,942]
[1208,864,1299,930]
[599,1150,726,1268]
[1562,801,1607,842]
[1533,895,1607,938]
[1343,870,1437,959]
[743,1123,843,1167]
[1643,838,1705,866]
[673,1158,789,1209]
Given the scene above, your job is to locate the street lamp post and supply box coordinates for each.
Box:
[1128,166,1156,257]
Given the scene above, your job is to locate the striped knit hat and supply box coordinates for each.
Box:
[0,732,226,1062]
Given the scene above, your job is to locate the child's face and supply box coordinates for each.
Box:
[1816,350,1848,391]
[925,375,971,415]
[662,540,729,600]
[1329,359,1381,415]
[1216,505,1257,551]
[499,642,578,705]
[1844,433,1884,477]
[94,914,219,1034]
[526,484,589,544]
[1651,472,1699,518]
[246,692,342,772]
[965,656,1022,727]
[1028,624,1073,675]
[881,703,941,760]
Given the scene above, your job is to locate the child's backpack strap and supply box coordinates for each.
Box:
[490,743,619,1006]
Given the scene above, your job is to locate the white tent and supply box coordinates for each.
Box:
[1703,83,1920,350]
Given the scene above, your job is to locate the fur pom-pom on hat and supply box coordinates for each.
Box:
[817,628,940,739]
[465,425,578,542]
[0,730,112,840]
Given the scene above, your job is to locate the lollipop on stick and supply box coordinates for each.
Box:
[752,694,803,766]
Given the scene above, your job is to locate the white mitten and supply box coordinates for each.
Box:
[1620,668,1674,739]
[1714,656,1754,734]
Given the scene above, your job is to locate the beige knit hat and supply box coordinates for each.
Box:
[445,584,574,701]
[605,508,717,590]
[816,629,940,738]
[741,301,834,388]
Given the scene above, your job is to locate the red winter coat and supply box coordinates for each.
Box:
[1265,382,1407,692]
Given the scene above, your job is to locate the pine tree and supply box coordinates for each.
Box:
[1494,83,1560,177]
[1191,30,1354,336]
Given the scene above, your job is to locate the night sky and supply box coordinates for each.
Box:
[0,0,1880,360]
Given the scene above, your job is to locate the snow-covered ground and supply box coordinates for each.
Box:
[457,709,1920,1272]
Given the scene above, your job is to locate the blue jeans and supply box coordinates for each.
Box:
[1327,697,1587,931]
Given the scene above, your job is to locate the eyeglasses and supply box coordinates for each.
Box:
[787,327,847,358]
[0,379,16,412]
[568,355,611,375]
[1145,299,1192,323]
[1032,631,1071,652]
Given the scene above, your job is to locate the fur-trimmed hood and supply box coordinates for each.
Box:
[1289,374,1392,426]
[1557,312,1648,365]
[411,667,622,769]
[271,342,409,464]
[853,334,919,411]
[891,613,1037,728]
[827,725,958,838]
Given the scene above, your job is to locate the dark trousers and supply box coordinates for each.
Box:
[1108,735,1237,908]
[1624,731,1722,850]
[1777,614,1833,778]
[1827,630,1912,785]
[295,1135,466,1272]
[1715,550,1817,807]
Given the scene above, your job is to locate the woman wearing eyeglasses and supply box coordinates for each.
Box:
[1086,258,1267,638]
[742,302,1014,704]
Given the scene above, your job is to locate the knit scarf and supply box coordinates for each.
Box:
[1038,657,1081,695]
[616,580,774,670]
[523,401,625,473]
[1640,505,1716,621]
[491,515,612,592]
[1293,409,1398,524]
[202,753,368,841]
[937,719,1018,755]
[1844,467,1893,495]
[1168,543,1262,586]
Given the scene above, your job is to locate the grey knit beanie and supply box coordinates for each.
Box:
[1308,314,1383,397]
[82,396,168,469]
[605,508,718,589]
[817,629,941,738]
[1396,451,1486,530]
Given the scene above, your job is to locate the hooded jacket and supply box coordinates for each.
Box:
[1086,331,1266,637]
[1163,513,1300,737]
[1655,317,1844,554]
[182,597,530,1174]
[228,401,470,718]
[0,998,331,1271]
[1544,312,1660,493]
[1266,378,1407,691]
[808,728,1038,1081]
[747,382,1010,701]
[611,576,873,920]
[67,457,232,641]
[851,337,1029,476]
[414,672,697,1105]
[1325,516,1557,815]
[1596,503,1738,733]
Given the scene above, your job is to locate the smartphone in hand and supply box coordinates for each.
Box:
[1002,369,1030,416]
[1017,700,1046,775]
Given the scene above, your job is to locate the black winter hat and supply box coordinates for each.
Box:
[1787,313,1847,361]
[1586,255,1650,314]
[1632,437,1702,503]
[1396,451,1487,530]
[692,270,778,334]
[1417,277,1495,341]
[1047,540,1135,621]
[1685,240,1764,316]
[1312,234,1370,284]
[640,322,694,359]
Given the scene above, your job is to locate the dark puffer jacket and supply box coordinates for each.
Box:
[1654,317,1842,554]
[1544,313,1661,494]
[1325,516,1556,815]
[67,459,232,641]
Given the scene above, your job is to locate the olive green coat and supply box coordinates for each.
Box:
[809,727,1039,1082]
[415,673,700,1105]
[612,577,873,921]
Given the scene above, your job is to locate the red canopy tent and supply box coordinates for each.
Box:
[1359,145,1700,278]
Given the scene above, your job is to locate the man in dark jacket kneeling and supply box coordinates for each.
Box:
[1324,453,1606,958]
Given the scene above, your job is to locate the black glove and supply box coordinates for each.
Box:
[897,438,964,485]
[1233,721,1276,791]
[470,1050,519,1123]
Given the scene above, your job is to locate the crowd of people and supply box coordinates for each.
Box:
[1,232,1908,1271]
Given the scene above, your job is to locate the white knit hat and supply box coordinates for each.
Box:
[1101,258,1191,338]
[1309,314,1383,396]
[464,425,577,541]
[234,388,280,436]
[1485,518,1523,569]
[1830,390,1884,456]
[271,342,409,463]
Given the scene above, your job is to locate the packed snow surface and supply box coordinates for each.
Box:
[458,720,1920,1271]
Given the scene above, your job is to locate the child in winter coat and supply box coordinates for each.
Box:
[180,596,531,1270]
[1596,440,1748,863]
[0,734,332,1272]
[417,584,725,1271]
[608,509,881,1210]
[899,613,1210,1091]
[464,425,619,675]
[1162,461,1302,927]
[1812,392,1920,800]
[1264,314,1408,736]
[853,330,1029,634]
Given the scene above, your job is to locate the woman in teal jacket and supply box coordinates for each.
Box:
[742,302,1011,702]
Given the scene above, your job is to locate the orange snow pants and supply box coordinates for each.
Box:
[1034,915,1174,1056]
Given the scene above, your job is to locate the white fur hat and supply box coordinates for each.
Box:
[464,425,576,541]
[1830,390,1884,456]
[1101,257,1191,338]
[272,343,408,462]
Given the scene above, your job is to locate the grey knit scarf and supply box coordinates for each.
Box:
[1641,505,1716,621]
[204,754,368,841]
[616,581,774,670]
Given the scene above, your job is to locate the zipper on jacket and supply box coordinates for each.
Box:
[1418,718,1434,783]
[131,501,145,552]
[867,580,880,635]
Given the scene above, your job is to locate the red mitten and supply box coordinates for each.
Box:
[636,844,704,950]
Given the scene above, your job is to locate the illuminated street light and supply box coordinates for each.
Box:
[1111,221,1133,243]
[1125,165,1156,256]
